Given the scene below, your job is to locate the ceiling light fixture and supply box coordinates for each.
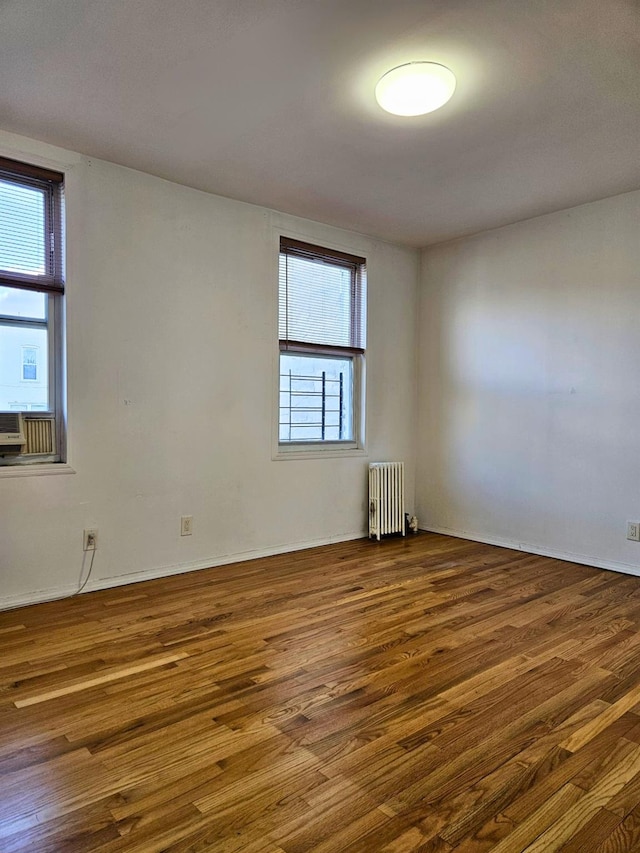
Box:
[375,62,456,116]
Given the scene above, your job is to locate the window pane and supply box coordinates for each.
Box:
[279,254,353,348]
[280,353,353,442]
[22,346,38,380]
[0,325,48,411]
[0,180,47,277]
[0,286,46,319]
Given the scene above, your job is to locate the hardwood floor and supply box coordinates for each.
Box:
[3,533,640,851]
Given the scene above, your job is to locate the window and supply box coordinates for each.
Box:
[22,346,38,381]
[278,237,366,448]
[0,156,64,464]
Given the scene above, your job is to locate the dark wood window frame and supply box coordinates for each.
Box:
[278,236,367,449]
[0,156,64,296]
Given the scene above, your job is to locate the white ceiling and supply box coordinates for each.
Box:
[1,0,639,246]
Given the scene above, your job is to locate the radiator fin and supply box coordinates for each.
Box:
[369,462,405,541]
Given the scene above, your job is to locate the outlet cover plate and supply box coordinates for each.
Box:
[83,528,98,551]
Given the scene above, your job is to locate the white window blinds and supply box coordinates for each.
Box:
[279,238,366,353]
[0,157,64,295]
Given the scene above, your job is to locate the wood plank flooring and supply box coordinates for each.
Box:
[2,533,640,851]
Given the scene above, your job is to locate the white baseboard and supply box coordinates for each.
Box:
[7,525,636,613]
[0,529,367,611]
[424,525,640,578]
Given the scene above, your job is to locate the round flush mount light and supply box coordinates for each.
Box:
[375,62,456,116]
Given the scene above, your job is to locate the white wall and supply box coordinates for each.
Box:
[0,131,419,608]
[417,190,640,574]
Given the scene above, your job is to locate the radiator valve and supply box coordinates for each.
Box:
[409,515,419,534]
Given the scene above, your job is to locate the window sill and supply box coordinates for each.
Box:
[0,463,75,479]
[273,443,367,461]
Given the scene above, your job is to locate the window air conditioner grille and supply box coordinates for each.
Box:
[0,412,25,451]
[24,418,55,455]
[0,413,22,433]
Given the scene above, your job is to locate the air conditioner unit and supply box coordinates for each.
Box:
[0,413,26,453]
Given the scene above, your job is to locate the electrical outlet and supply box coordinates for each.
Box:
[83,528,98,551]
[181,515,193,536]
[627,522,640,542]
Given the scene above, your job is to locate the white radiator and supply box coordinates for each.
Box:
[369,462,405,541]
